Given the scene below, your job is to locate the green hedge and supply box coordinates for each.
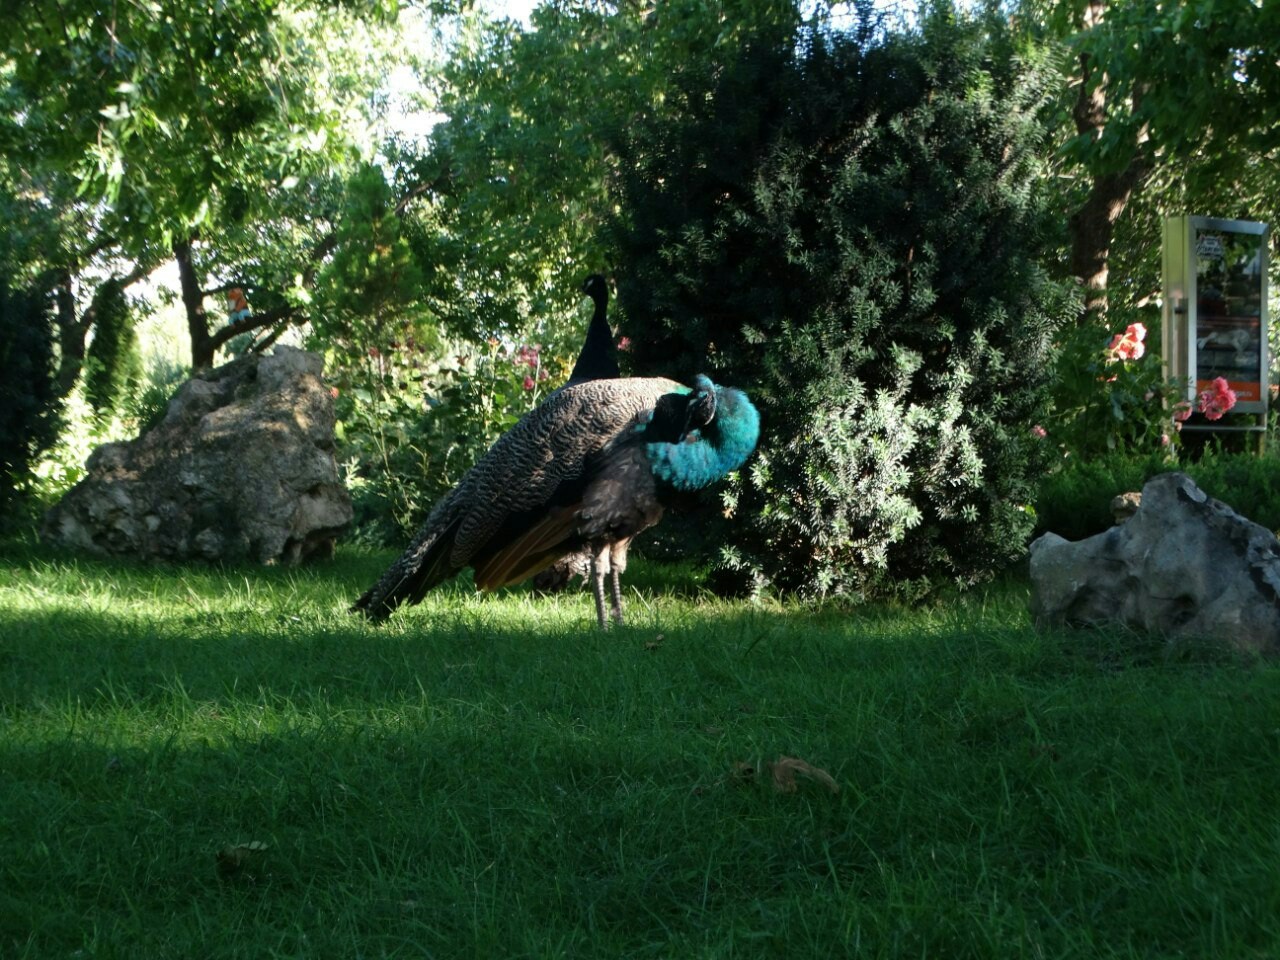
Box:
[608,11,1074,599]
[1035,449,1280,541]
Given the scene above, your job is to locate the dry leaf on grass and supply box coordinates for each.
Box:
[695,756,840,796]
[767,756,840,794]
[216,840,269,880]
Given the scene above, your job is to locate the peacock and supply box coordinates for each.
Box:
[352,372,760,628]
[564,274,618,386]
[532,273,620,593]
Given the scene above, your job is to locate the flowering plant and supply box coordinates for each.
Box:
[1105,322,1146,361]
[329,332,575,543]
[1197,376,1238,421]
[1048,314,1186,459]
[510,342,552,392]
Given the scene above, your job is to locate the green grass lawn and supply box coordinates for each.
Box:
[3,540,1279,959]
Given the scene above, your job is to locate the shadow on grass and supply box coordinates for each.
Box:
[2,537,1268,717]
[7,542,1280,958]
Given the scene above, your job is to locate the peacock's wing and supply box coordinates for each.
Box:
[352,376,683,619]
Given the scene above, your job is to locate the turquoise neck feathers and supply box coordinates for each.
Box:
[645,377,760,491]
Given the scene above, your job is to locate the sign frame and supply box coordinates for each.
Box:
[1162,215,1270,425]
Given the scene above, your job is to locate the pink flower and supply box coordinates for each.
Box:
[617,336,633,352]
[1171,401,1193,422]
[1031,424,1047,438]
[522,375,535,391]
[1197,377,1237,421]
[1105,322,1146,361]
[1161,433,1170,446]
[329,387,339,399]
[515,344,541,369]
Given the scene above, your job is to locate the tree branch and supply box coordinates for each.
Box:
[206,302,299,355]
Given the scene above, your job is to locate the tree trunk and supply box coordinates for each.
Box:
[1068,163,1145,323]
[174,237,214,368]
[53,269,88,396]
[1067,0,1147,326]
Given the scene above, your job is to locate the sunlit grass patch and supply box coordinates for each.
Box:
[3,542,1279,958]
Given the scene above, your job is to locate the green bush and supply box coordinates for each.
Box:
[1032,452,1167,542]
[608,10,1075,599]
[121,354,190,433]
[83,277,143,417]
[0,278,60,520]
[1044,309,1187,459]
[332,337,572,545]
[1035,448,1280,542]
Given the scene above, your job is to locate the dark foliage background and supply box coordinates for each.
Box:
[608,10,1077,598]
[0,278,60,519]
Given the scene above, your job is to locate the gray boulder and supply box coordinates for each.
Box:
[43,346,352,565]
[1029,472,1280,655]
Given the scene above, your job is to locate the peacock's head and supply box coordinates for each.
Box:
[706,380,760,456]
[681,374,718,439]
[581,274,609,303]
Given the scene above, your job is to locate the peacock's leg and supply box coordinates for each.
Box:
[608,540,629,625]
[609,569,624,625]
[590,544,610,630]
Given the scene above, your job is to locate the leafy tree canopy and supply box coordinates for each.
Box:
[0,0,433,370]
[423,0,803,338]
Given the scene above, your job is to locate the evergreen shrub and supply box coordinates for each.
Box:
[83,278,143,416]
[608,11,1076,598]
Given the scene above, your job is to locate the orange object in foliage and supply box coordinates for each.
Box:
[226,287,251,323]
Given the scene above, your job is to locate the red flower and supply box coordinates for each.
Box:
[515,344,540,370]
[522,375,535,391]
[1105,322,1147,361]
[1197,377,1237,421]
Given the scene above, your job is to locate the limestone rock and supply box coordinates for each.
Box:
[1030,472,1280,655]
[43,346,352,565]
[1110,491,1142,524]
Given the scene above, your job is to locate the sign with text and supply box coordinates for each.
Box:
[1162,216,1270,419]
